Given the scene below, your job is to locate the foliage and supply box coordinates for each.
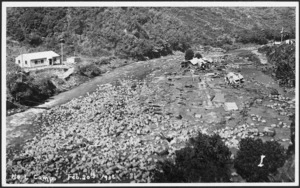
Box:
[7,7,192,61]
[258,44,295,87]
[287,113,295,155]
[236,27,268,45]
[153,132,232,182]
[194,52,202,59]
[31,75,57,97]
[237,51,261,65]
[75,62,102,78]
[234,138,286,182]
[184,48,194,60]
[268,154,295,182]
[8,7,295,61]
[8,75,58,106]
[6,59,58,106]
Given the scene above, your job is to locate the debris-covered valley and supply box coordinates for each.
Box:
[6,47,295,183]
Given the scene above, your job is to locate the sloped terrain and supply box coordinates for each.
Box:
[6,48,295,183]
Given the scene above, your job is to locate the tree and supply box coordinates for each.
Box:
[153,132,232,182]
[234,138,286,182]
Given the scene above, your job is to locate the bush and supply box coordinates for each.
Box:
[184,48,194,60]
[153,132,232,182]
[32,77,57,98]
[234,138,286,182]
[76,63,102,78]
[194,52,202,59]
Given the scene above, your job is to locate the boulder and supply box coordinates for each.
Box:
[263,127,276,137]
[224,102,239,111]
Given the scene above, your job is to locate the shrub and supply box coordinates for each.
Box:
[153,132,232,182]
[184,48,194,60]
[76,63,102,78]
[234,138,286,182]
[32,77,57,98]
[194,52,202,59]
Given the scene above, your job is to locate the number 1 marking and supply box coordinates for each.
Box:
[258,155,265,167]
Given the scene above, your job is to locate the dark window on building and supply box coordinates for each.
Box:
[35,60,38,64]
[54,57,56,61]
[18,60,20,64]
[25,61,27,65]
[41,59,44,63]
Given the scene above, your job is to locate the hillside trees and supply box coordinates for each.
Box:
[7,7,191,61]
[258,44,295,87]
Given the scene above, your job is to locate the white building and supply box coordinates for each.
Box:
[284,39,295,45]
[15,51,61,68]
[66,56,81,64]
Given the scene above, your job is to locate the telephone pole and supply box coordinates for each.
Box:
[59,38,65,64]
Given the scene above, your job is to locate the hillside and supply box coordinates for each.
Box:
[165,7,295,45]
[6,7,295,60]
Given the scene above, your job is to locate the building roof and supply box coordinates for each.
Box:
[16,51,60,60]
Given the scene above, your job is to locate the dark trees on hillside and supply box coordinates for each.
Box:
[7,7,191,60]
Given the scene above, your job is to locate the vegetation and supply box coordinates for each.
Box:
[7,67,58,106]
[194,52,202,59]
[237,51,261,65]
[258,44,295,87]
[75,62,102,78]
[153,132,231,182]
[184,48,194,60]
[234,138,286,182]
[7,7,192,61]
[7,7,295,60]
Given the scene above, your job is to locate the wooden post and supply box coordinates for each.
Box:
[280,27,284,43]
[59,38,65,64]
[61,42,63,64]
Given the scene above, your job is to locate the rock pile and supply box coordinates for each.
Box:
[6,80,203,183]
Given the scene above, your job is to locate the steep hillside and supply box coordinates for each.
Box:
[165,7,295,45]
[6,7,295,60]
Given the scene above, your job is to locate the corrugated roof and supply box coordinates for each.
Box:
[17,51,60,60]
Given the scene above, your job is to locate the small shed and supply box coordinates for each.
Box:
[15,51,60,68]
[66,56,81,64]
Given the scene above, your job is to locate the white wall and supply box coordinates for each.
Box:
[30,58,48,67]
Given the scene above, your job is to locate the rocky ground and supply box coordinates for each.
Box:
[6,48,295,184]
